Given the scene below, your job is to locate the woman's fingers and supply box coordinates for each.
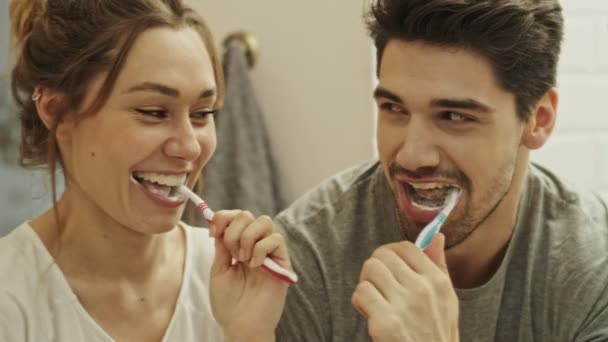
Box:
[239,215,274,262]
[211,234,233,276]
[211,209,241,238]
[214,210,255,259]
[249,232,290,269]
[212,211,282,266]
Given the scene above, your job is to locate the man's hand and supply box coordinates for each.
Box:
[209,210,292,342]
[352,233,459,342]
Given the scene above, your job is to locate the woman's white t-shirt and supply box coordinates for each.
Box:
[0,222,223,341]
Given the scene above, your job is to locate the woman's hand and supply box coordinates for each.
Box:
[209,210,292,342]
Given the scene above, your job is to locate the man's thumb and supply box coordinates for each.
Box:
[424,233,448,274]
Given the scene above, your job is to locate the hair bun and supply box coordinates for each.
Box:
[9,0,45,45]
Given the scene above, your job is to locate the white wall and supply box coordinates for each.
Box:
[190,0,376,202]
[191,0,607,202]
[531,0,608,197]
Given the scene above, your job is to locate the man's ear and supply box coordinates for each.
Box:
[521,88,558,150]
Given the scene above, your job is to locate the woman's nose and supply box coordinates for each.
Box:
[163,120,202,161]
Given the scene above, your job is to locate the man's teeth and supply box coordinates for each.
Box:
[411,200,443,210]
[404,182,458,210]
[132,172,186,187]
[408,182,455,190]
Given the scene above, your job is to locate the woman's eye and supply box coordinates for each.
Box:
[136,109,167,119]
[191,111,215,120]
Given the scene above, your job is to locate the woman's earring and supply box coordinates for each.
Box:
[32,88,41,102]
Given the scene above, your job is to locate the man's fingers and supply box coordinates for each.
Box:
[351,280,389,320]
[423,233,449,274]
[359,257,401,301]
[386,241,441,276]
[370,247,418,285]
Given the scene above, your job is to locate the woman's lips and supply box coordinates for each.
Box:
[134,180,185,208]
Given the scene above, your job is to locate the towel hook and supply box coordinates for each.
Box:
[223,30,259,69]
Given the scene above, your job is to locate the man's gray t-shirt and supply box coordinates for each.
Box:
[275,161,608,341]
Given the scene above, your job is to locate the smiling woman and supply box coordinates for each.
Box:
[1,1,292,341]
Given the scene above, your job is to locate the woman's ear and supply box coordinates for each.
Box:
[33,87,72,141]
[33,87,60,130]
[522,88,558,150]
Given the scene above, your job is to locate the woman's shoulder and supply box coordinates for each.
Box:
[0,222,56,339]
[181,221,215,247]
[0,222,61,296]
[0,291,28,342]
[177,222,216,310]
[0,222,44,278]
[180,221,215,272]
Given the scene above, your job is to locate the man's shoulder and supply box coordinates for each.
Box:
[274,160,383,231]
[526,163,608,289]
[530,165,608,333]
[529,163,608,230]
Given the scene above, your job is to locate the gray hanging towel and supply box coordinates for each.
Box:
[201,40,285,217]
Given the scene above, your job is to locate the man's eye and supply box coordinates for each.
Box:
[379,102,404,113]
[441,111,469,122]
[136,109,167,119]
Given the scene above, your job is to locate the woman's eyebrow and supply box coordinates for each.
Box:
[125,82,216,99]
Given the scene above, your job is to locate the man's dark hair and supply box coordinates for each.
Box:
[366,0,564,120]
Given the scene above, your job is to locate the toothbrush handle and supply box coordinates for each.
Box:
[196,202,215,222]
[262,258,298,284]
[196,203,298,284]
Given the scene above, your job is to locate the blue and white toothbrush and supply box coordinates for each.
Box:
[414,190,461,250]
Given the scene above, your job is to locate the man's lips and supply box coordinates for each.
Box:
[395,179,462,223]
[394,175,460,187]
[397,183,441,223]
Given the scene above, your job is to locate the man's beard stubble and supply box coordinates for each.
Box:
[392,148,521,249]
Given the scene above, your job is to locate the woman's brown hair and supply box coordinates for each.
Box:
[10,0,224,235]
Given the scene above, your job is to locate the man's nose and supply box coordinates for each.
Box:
[395,117,441,172]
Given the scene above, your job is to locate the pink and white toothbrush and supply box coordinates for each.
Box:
[178,185,298,285]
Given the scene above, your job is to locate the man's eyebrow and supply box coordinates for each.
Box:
[374,86,493,114]
[373,86,404,104]
[430,98,493,113]
[125,82,216,99]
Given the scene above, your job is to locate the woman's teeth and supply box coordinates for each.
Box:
[132,172,187,186]
[132,172,187,199]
